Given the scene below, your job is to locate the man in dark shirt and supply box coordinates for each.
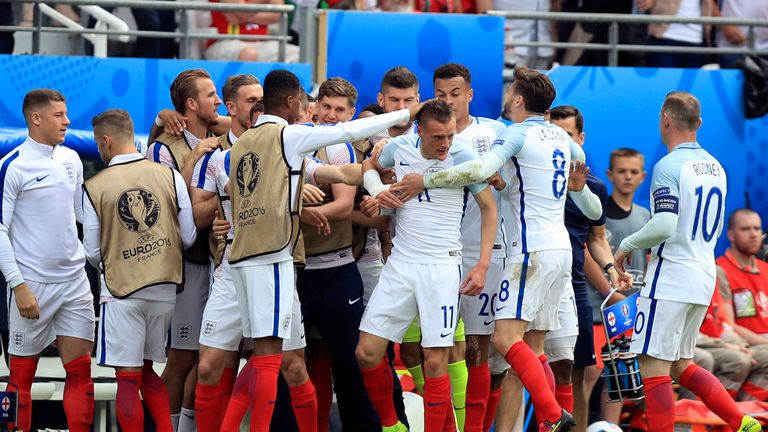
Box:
[0,3,14,54]
[544,106,625,432]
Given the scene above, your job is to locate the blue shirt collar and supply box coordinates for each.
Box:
[523,115,546,123]
[673,142,702,151]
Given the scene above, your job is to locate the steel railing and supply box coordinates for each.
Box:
[488,10,768,68]
[0,0,295,60]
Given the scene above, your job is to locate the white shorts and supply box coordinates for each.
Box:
[232,260,295,340]
[630,296,708,362]
[543,282,578,363]
[97,299,174,367]
[495,250,572,332]
[168,261,211,350]
[8,272,95,356]
[357,258,383,305]
[202,262,306,352]
[360,259,461,348]
[461,257,505,336]
[205,40,300,63]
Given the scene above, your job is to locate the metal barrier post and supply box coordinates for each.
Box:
[298,6,318,81]
[278,11,287,63]
[32,2,41,54]
[608,21,619,66]
[747,25,755,56]
[178,9,189,59]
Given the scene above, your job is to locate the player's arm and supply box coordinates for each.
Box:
[173,170,198,249]
[313,163,364,186]
[567,161,602,221]
[362,139,403,209]
[351,199,390,230]
[0,169,38,319]
[587,225,631,290]
[81,187,102,269]
[285,103,425,158]
[189,152,220,228]
[614,161,680,273]
[462,186,497,296]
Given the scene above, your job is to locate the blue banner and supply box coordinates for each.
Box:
[602,292,640,340]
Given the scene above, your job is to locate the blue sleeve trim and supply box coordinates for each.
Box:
[152,142,162,163]
[196,151,214,189]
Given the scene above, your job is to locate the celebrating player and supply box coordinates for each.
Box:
[0,89,95,432]
[357,99,497,432]
[614,92,759,432]
[84,109,197,432]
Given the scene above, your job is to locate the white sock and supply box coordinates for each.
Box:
[178,407,197,432]
[171,413,180,431]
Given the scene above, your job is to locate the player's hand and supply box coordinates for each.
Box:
[301,207,331,236]
[14,283,40,320]
[370,137,391,161]
[302,184,325,205]
[485,172,506,191]
[359,195,380,218]
[376,190,404,209]
[159,109,187,136]
[568,161,589,192]
[380,168,397,185]
[407,99,436,122]
[190,137,220,163]
[211,210,230,238]
[607,266,633,291]
[613,249,633,290]
[461,264,488,296]
[390,173,426,203]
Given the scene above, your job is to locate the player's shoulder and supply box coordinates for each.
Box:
[0,144,22,167]
[473,116,507,136]
[495,121,529,143]
[389,133,420,151]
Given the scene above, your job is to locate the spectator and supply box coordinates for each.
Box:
[583,148,649,429]
[477,0,554,69]
[717,0,768,68]
[646,0,720,68]
[0,2,12,53]
[130,7,178,58]
[716,209,768,347]
[205,0,300,63]
[696,282,768,401]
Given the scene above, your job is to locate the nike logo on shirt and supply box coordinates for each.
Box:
[36,175,49,182]
[399,161,410,166]
[440,331,453,338]
[348,297,361,305]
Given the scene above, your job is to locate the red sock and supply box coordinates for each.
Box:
[219,366,238,413]
[221,361,253,432]
[740,380,768,400]
[195,382,222,432]
[116,371,144,432]
[424,374,452,432]
[140,360,172,432]
[555,384,574,413]
[63,355,94,432]
[361,358,398,427]
[464,364,491,432]
[443,401,457,432]
[678,364,744,430]
[308,356,333,432]
[643,375,675,432]
[290,379,318,432]
[483,388,501,432]
[538,355,556,394]
[248,354,282,432]
[9,356,38,432]
[504,342,561,423]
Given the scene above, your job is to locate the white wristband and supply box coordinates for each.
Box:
[154,115,165,127]
[363,169,389,198]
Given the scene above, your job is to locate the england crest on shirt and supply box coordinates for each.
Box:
[472,136,491,154]
[63,163,75,184]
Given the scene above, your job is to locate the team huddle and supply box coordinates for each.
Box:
[0,63,762,432]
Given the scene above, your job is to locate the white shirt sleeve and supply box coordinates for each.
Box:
[82,188,102,269]
[619,212,679,252]
[568,185,603,220]
[146,142,178,169]
[424,152,505,189]
[283,109,411,161]
[0,166,23,286]
[73,156,84,224]
[173,170,198,249]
